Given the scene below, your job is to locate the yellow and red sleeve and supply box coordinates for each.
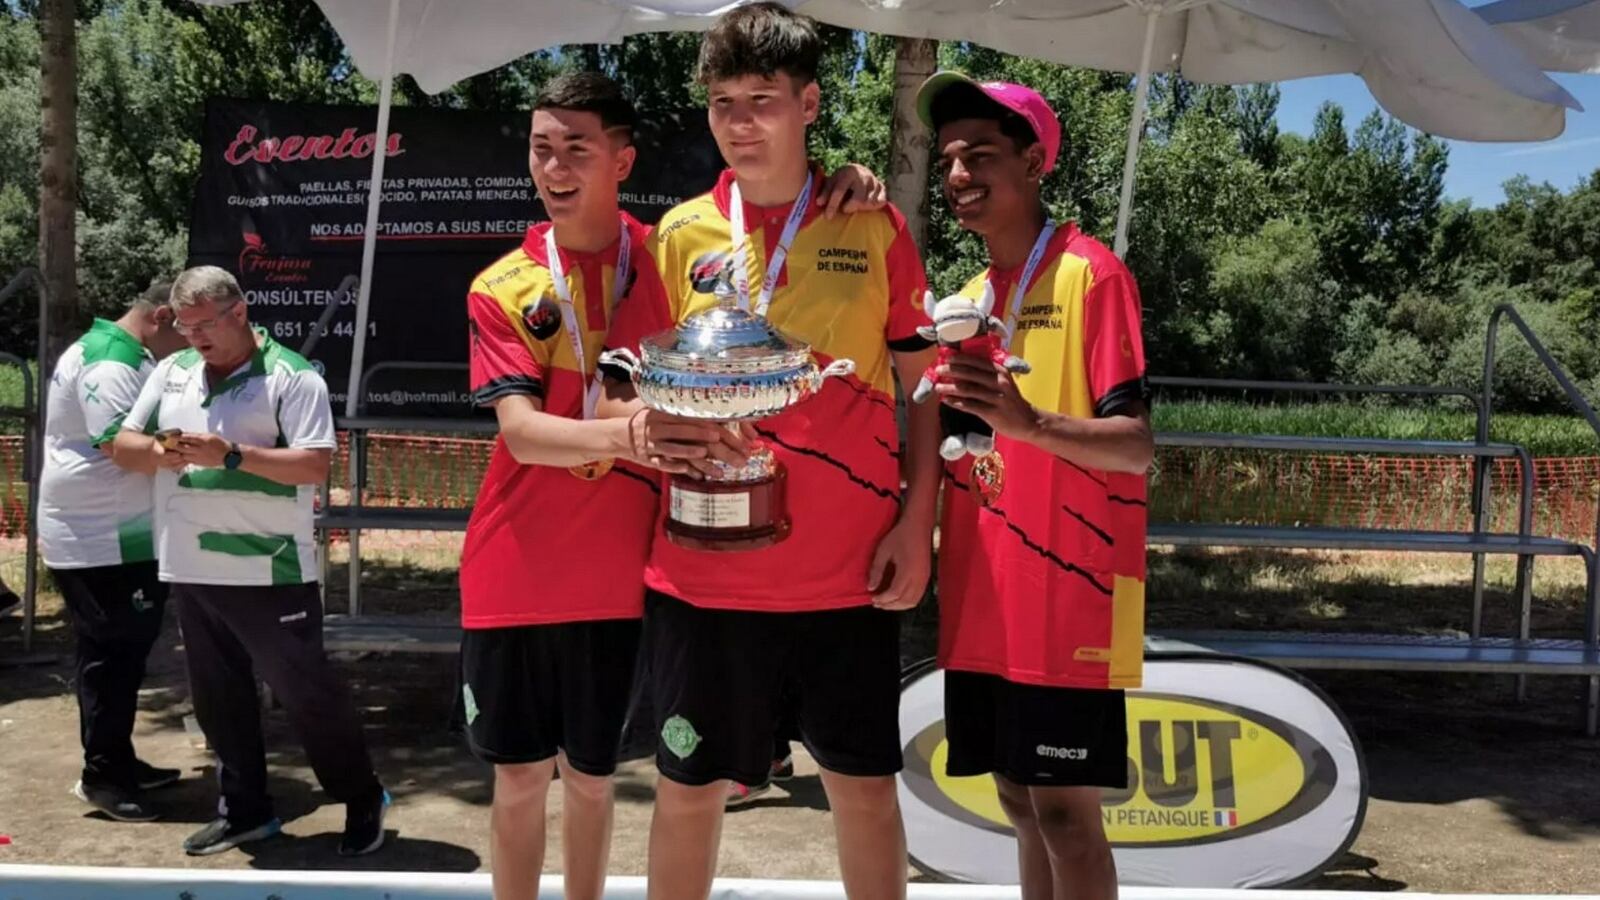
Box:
[468,287,548,407]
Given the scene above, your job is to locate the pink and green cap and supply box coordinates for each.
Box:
[916,71,1061,174]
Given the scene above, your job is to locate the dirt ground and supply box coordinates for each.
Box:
[2,546,1599,892]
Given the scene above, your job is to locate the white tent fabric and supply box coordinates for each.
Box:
[191,0,1599,409]
[1479,0,1600,72]
[204,0,1587,139]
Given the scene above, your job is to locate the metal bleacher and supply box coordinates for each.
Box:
[316,362,481,651]
[1156,306,1600,734]
[313,305,1600,732]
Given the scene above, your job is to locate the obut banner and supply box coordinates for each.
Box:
[187,98,723,416]
[898,653,1368,888]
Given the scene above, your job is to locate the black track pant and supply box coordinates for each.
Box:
[174,582,381,823]
[54,562,167,790]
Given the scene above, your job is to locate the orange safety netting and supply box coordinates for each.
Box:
[1151,448,1600,542]
[330,433,490,508]
[1,435,24,538]
[3,435,1598,544]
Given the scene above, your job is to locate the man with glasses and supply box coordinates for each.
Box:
[114,266,388,858]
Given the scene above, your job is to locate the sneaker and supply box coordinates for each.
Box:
[183,816,282,856]
[769,753,795,783]
[131,760,182,791]
[338,789,390,857]
[0,590,19,618]
[726,780,774,808]
[70,780,158,823]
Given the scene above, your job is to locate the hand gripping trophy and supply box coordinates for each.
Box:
[600,268,854,551]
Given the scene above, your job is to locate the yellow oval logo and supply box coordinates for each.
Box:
[903,693,1338,849]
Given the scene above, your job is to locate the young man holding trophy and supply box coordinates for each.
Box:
[460,71,890,900]
[918,72,1155,900]
[598,4,941,897]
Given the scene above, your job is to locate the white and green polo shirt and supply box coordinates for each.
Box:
[123,330,335,586]
[38,318,158,569]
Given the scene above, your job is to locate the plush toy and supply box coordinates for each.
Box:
[910,282,1032,461]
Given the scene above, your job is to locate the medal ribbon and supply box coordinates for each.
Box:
[728,171,815,318]
[992,219,1057,349]
[545,218,631,420]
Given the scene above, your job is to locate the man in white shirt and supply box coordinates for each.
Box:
[38,282,188,822]
[114,266,387,858]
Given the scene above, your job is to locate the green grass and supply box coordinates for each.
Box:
[1153,400,1600,457]
[0,361,34,435]
[0,362,29,408]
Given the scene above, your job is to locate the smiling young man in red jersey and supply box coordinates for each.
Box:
[462,71,892,900]
[918,73,1155,900]
[597,5,940,899]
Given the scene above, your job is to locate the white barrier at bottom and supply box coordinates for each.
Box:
[2,866,1596,900]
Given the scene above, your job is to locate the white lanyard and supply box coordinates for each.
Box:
[544,219,630,420]
[992,219,1056,349]
[728,171,814,318]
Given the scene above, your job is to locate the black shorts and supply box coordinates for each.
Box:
[944,670,1128,788]
[645,590,902,786]
[459,617,642,775]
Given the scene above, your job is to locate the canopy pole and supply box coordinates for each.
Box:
[342,0,398,617]
[345,0,400,419]
[1112,8,1161,259]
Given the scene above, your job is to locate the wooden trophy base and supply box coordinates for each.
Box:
[665,465,791,551]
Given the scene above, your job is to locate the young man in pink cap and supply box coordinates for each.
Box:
[916,72,1155,900]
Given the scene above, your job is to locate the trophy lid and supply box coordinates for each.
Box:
[639,265,810,368]
[642,304,806,362]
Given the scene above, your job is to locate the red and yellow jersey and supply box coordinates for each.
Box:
[603,168,931,612]
[937,222,1150,689]
[460,215,661,629]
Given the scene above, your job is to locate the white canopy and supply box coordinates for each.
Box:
[207,0,1593,139]
[1481,0,1600,73]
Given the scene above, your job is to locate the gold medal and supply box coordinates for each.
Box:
[568,458,615,481]
[970,451,1005,507]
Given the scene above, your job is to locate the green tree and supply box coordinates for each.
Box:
[164,0,373,106]
[1235,83,1280,172]
[809,29,881,173]
[1202,217,1328,380]
[606,32,703,113]
[0,7,40,354]
[1440,291,1600,411]
[1123,94,1271,376]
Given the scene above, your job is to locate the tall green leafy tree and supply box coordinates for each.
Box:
[0,6,40,354]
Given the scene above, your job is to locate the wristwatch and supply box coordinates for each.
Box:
[223,442,243,470]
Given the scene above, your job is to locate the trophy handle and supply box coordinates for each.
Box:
[598,348,642,380]
[819,359,856,380]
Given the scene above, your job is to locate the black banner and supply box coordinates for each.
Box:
[188,98,723,416]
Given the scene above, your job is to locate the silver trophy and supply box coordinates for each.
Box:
[600,284,854,551]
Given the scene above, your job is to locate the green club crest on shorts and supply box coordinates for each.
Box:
[661,715,702,760]
[462,684,480,726]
